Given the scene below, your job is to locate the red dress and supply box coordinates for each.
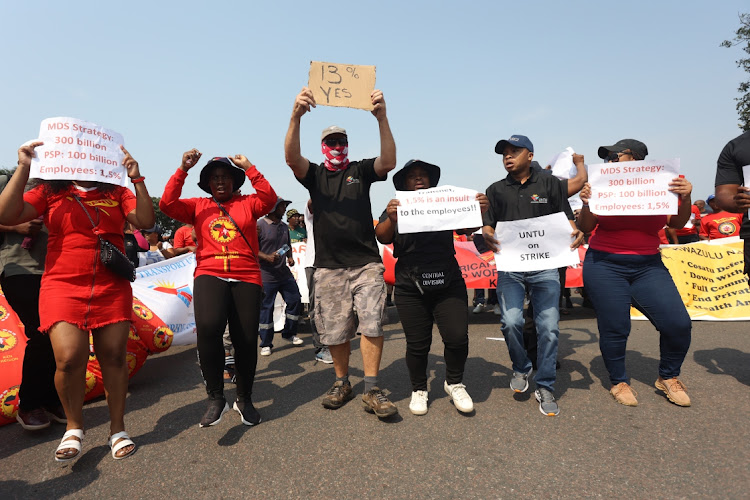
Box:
[24,184,137,332]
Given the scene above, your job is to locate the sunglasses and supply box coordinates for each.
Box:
[606,151,633,162]
[324,137,348,147]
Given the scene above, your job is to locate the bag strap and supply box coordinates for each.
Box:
[72,195,103,242]
[212,197,259,263]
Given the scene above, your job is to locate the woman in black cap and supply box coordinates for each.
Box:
[376,160,488,415]
[160,149,277,427]
[578,139,694,407]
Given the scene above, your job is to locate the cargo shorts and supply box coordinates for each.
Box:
[313,262,386,346]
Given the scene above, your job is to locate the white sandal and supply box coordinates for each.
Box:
[55,429,84,462]
[108,431,136,460]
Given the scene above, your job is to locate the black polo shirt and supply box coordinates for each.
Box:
[297,158,385,269]
[715,130,750,239]
[482,168,573,226]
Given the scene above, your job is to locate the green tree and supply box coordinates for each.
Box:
[151,196,181,237]
[722,13,750,131]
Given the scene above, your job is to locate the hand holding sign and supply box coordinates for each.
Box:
[308,61,376,110]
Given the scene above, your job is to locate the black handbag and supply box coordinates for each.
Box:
[73,195,136,282]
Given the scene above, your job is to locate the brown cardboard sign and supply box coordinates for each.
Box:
[308,61,376,110]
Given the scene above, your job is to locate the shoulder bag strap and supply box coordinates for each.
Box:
[72,195,103,242]
[212,197,259,264]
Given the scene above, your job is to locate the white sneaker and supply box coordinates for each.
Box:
[444,381,474,413]
[260,346,271,356]
[409,390,428,415]
[289,335,303,346]
[492,304,502,316]
[472,304,486,314]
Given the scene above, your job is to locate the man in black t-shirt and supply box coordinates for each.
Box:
[715,130,750,275]
[284,86,398,418]
[482,135,583,417]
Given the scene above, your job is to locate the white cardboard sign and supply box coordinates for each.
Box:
[494,212,579,272]
[395,185,482,234]
[30,117,127,186]
[588,158,680,216]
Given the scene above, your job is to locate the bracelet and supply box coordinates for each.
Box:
[130,176,145,184]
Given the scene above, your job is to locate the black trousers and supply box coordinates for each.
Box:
[1,274,60,410]
[395,280,469,391]
[194,275,262,401]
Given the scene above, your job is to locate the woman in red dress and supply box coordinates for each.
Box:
[0,142,154,461]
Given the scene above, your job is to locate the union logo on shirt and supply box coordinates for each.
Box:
[0,330,18,353]
[209,217,238,243]
[346,175,360,185]
[717,220,738,235]
[530,194,548,204]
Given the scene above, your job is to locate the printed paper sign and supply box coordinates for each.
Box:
[742,164,750,186]
[395,185,482,234]
[588,158,679,215]
[308,61,376,110]
[30,117,127,186]
[494,212,579,272]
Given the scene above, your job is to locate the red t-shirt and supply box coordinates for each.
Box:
[675,205,701,236]
[173,224,196,248]
[159,167,276,285]
[24,184,138,331]
[588,215,668,255]
[699,211,743,239]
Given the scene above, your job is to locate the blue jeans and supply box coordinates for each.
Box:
[259,277,302,348]
[582,249,691,385]
[498,269,560,392]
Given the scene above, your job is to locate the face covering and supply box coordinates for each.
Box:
[321,142,350,172]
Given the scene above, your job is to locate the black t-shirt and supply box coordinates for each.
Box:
[482,168,574,226]
[378,210,460,289]
[715,130,750,238]
[298,159,385,268]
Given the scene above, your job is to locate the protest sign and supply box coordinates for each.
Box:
[632,238,750,321]
[308,61,376,110]
[743,164,750,186]
[588,159,679,216]
[132,253,197,345]
[494,212,579,272]
[394,185,482,234]
[30,117,127,186]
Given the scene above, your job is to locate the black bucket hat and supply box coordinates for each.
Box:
[197,157,246,194]
[392,159,441,191]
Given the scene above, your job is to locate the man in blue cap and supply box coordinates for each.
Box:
[482,135,583,417]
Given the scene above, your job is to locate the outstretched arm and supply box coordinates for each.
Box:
[285,87,315,179]
[0,143,42,225]
[371,90,396,178]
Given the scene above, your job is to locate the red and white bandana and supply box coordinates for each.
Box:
[321,143,350,172]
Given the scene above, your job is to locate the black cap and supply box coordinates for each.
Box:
[392,159,441,190]
[597,139,648,161]
[197,157,246,194]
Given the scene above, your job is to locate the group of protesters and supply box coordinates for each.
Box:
[1,85,749,462]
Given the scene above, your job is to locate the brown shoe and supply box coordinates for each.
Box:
[655,377,691,407]
[361,387,398,418]
[16,408,51,430]
[45,405,67,424]
[321,381,353,409]
[610,382,638,406]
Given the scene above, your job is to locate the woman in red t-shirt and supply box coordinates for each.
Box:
[578,139,693,408]
[0,142,154,462]
[159,149,276,428]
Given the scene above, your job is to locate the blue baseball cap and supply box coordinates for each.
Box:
[495,135,534,154]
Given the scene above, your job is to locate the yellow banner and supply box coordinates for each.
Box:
[631,238,750,321]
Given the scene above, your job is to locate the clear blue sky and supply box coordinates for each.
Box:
[2,1,748,217]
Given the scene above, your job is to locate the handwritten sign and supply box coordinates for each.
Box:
[494,212,579,272]
[588,158,680,216]
[30,117,127,186]
[308,61,376,110]
[395,185,482,234]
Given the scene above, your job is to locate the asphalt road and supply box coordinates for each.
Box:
[1,298,748,499]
